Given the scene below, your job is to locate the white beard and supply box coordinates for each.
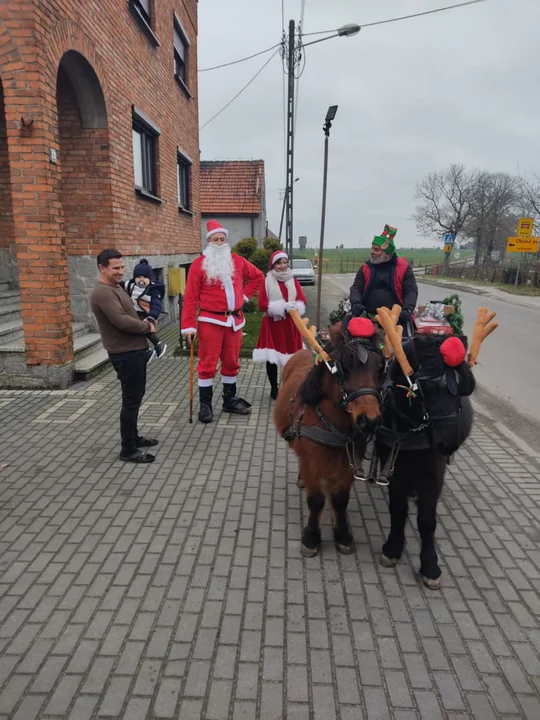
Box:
[202,243,235,283]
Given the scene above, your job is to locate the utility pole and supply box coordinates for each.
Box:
[285,19,295,262]
[315,105,338,329]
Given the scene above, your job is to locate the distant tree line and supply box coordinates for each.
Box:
[412,164,540,266]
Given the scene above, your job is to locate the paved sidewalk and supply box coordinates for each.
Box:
[1,355,540,719]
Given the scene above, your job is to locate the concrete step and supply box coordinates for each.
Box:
[73,343,109,379]
[0,318,24,344]
[0,337,25,353]
[0,302,22,319]
[72,322,89,339]
[0,289,20,302]
[73,332,102,359]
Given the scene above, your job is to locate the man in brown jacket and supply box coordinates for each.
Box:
[90,249,158,463]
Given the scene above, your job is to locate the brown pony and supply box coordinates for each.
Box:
[274,322,385,557]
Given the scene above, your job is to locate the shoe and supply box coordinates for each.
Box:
[198,386,213,424]
[136,437,159,448]
[147,349,157,365]
[119,450,156,463]
[223,383,251,415]
[155,342,167,359]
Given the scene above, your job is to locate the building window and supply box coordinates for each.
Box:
[177,149,192,211]
[128,0,159,47]
[132,108,161,200]
[174,14,190,92]
[133,0,150,24]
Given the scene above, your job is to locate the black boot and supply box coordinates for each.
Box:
[222,383,251,415]
[198,386,213,423]
[266,362,279,400]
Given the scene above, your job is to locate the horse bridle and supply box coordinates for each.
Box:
[333,338,386,413]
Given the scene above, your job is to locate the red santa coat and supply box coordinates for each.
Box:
[181,253,263,333]
[253,277,306,367]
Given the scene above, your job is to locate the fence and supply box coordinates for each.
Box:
[424,258,540,288]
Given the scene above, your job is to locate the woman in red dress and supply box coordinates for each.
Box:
[253,250,307,399]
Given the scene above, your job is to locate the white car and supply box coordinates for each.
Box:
[291,258,315,285]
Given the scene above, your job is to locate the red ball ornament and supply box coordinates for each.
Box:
[440,336,466,367]
[348,317,375,338]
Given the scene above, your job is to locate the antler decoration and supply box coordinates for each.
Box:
[375,304,401,358]
[376,305,414,378]
[468,307,498,367]
[288,308,331,363]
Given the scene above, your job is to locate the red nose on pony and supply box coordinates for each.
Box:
[348,317,375,338]
[440,336,466,367]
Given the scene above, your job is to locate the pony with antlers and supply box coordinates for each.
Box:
[274,310,385,557]
[373,305,498,589]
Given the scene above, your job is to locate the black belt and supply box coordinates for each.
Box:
[200,308,242,318]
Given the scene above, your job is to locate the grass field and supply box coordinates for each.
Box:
[292,247,474,273]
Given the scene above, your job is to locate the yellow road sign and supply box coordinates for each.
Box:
[517,218,534,237]
[506,236,539,253]
[444,243,453,254]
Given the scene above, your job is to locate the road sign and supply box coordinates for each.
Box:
[517,218,534,237]
[444,243,454,254]
[506,236,539,253]
[444,233,456,244]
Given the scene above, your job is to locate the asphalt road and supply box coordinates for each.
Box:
[304,274,540,451]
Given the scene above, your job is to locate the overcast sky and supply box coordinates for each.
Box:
[197,0,540,249]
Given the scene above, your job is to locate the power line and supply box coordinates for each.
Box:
[301,0,486,36]
[199,43,281,72]
[200,48,281,131]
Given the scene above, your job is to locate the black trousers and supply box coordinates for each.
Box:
[136,312,160,347]
[109,350,148,456]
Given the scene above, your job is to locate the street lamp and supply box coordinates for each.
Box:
[284,20,359,263]
[315,105,338,329]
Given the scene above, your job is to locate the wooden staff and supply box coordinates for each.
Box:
[468,307,498,367]
[189,338,195,423]
[376,306,414,377]
[288,308,331,362]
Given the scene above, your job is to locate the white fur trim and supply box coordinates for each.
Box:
[207,227,228,239]
[198,316,246,331]
[267,299,286,318]
[271,251,288,266]
[243,295,249,303]
[295,301,306,316]
[181,327,197,335]
[221,375,237,384]
[198,378,214,387]
[252,348,295,368]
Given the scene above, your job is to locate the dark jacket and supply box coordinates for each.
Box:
[124,279,165,321]
[349,254,418,314]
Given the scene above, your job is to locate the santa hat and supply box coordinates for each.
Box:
[206,219,228,240]
[269,250,288,268]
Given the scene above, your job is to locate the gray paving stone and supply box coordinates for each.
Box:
[2,359,540,719]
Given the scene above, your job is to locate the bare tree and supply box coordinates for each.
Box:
[520,174,540,221]
[412,165,478,243]
[464,172,521,265]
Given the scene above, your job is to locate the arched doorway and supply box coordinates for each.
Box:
[56,51,113,326]
[0,78,16,287]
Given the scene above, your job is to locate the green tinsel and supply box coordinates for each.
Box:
[442,294,464,337]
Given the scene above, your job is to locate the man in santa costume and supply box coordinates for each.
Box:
[182,220,264,423]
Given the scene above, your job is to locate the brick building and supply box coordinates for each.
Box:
[200,160,267,249]
[0,0,200,387]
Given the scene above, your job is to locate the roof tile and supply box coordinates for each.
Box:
[200,160,264,215]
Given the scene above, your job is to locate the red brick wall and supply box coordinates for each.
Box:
[0,0,200,366]
[39,0,201,257]
[0,82,14,251]
[56,65,114,255]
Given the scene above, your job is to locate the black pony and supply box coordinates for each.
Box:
[375,334,475,589]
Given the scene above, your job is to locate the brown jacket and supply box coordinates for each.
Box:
[90,281,150,354]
